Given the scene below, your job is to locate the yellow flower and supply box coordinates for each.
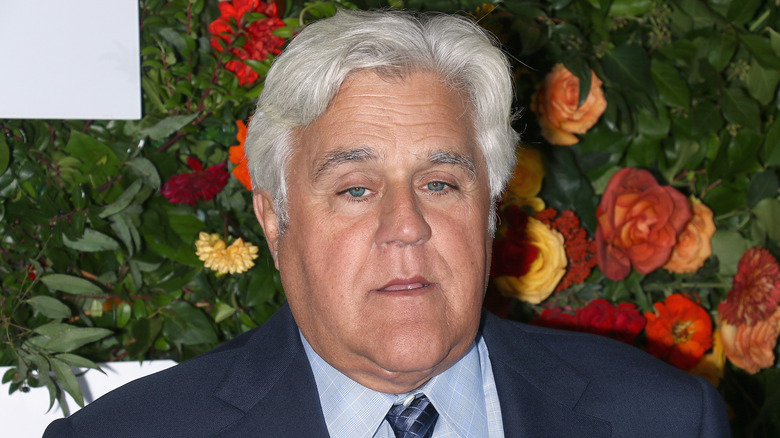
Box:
[504,147,545,212]
[494,217,567,304]
[195,232,259,274]
[689,329,725,387]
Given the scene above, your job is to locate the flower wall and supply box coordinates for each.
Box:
[1,0,778,435]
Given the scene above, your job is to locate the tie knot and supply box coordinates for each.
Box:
[385,394,439,438]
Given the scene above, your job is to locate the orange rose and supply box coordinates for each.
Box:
[596,168,692,281]
[719,308,780,374]
[663,197,716,274]
[531,64,607,146]
[494,216,567,304]
[504,147,545,212]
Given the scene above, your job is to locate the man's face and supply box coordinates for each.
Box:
[254,71,493,393]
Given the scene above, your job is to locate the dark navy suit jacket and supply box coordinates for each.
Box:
[44,304,731,437]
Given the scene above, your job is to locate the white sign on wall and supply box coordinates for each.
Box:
[0,0,141,120]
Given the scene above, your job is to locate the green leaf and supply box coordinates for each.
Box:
[601,0,652,15]
[711,230,750,276]
[64,131,122,187]
[127,157,161,190]
[636,104,670,139]
[110,213,136,256]
[116,302,133,328]
[726,129,763,175]
[163,302,217,346]
[746,170,779,209]
[99,180,143,218]
[726,0,761,26]
[26,296,72,319]
[159,28,187,52]
[33,323,113,353]
[54,353,100,370]
[753,198,780,241]
[40,274,105,296]
[704,31,738,72]
[651,59,690,108]
[0,135,9,176]
[63,228,120,252]
[738,33,780,69]
[138,114,199,140]
[50,357,84,407]
[213,302,236,323]
[721,88,761,132]
[766,120,780,166]
[603,44,653,91]
[745,62,780,106]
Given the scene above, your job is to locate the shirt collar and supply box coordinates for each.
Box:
[301,332,488,437]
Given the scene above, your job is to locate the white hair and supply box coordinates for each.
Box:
[245,9,518,232]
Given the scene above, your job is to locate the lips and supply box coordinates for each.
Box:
[375,277,432,292]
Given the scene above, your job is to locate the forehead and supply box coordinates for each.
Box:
[293,70,480,168]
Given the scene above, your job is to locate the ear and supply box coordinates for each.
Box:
[253,190,281,269]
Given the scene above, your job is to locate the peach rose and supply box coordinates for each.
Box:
[504,147,545,212]
[531,63,607,146]
[663,197,715,273]
[596,168,692,281]
[495,217,567,304]
[719,308,780,374]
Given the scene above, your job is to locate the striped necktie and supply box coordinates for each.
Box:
[385,394,439,438]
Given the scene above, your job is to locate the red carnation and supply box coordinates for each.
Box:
[534,308,578,331]
[161,157,229,205]
[533,299,646,345]
[718,247,780,326]
[577,299,614,337]
[614,303,646,344]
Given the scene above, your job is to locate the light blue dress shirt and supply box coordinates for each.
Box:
[301,332,504,438]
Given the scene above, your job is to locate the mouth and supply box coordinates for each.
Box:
[375,277,433,292]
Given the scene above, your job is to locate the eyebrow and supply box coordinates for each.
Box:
[314,147,376,180]
[429,150,477,181]
[312,147,477,181]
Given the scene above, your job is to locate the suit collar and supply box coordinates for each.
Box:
[212,303,329,436]
[481,312,612,437]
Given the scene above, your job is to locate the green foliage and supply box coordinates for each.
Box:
[0,0,777,435]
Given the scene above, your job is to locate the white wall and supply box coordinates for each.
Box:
[0,0,141,119]
[0,360,176,438]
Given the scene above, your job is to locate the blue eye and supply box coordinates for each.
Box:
[427,181,447,191]
[347,187,366,197]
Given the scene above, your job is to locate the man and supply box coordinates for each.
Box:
[45,9,730,437]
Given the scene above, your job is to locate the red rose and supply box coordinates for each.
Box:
[576,299,614,337]
[490,206,538,278]
[613,303,646,344]
[596,168,691,281]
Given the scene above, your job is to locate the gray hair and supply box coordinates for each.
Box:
[245,9,518,231]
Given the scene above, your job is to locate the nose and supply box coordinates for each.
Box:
[375,185,432,247]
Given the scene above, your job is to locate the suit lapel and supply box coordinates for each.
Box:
[482,313,612,438]
[212,304,329,437]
